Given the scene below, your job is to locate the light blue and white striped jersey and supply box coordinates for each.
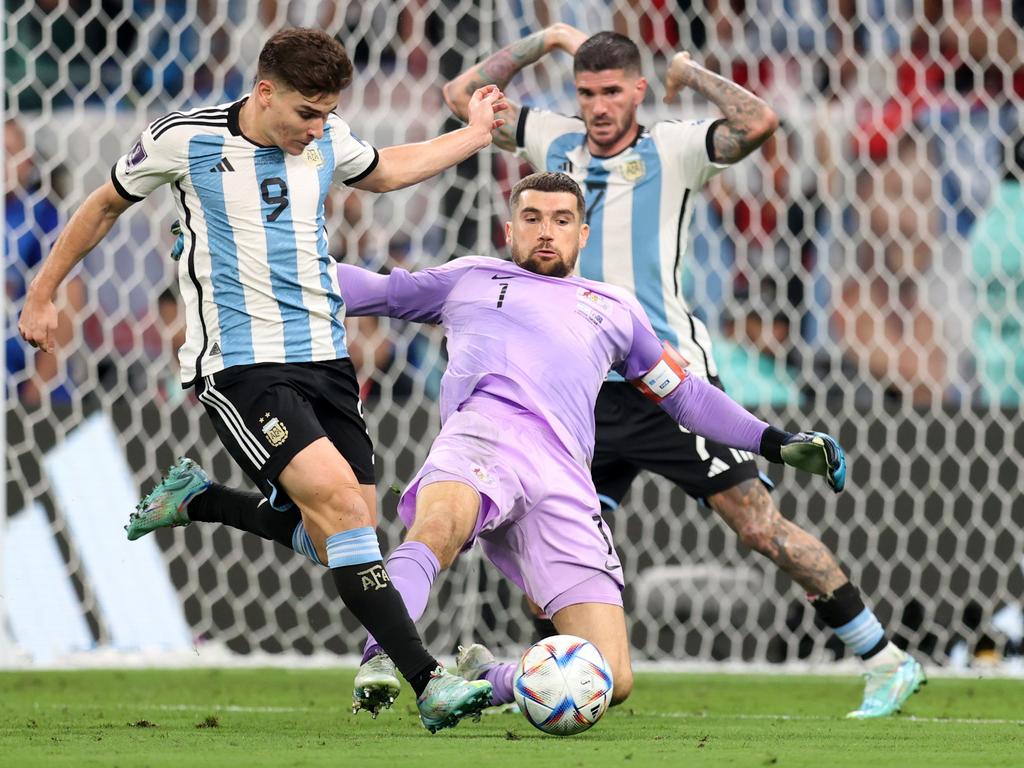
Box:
[111,99,378,386]
[516,108,728,379]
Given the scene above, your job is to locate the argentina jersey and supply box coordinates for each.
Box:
[111,100,379,386]
[516,107,729,379]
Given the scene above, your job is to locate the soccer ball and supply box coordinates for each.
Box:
[512,635,614,736]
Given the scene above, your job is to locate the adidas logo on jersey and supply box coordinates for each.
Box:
[209,158,235,173]
[209,342,221,356]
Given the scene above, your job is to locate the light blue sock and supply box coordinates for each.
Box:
[325,526,382,568]
[291,523,323,566]
[834,607,885,657]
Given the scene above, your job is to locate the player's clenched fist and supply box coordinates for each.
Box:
[18,292,58,354]
[544,23,588,56]
[663,51,695,103]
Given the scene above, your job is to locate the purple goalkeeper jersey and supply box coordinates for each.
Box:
[337,256,768,465]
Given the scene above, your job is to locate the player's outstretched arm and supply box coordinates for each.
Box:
[645,369,847,494]
[442,23,587,152]
[621,315,845,492]
[19,180,133,353]
[351,85,508,193]
[663,52,779,164]
[336,260,470,325]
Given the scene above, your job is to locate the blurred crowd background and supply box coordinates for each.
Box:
[6,0,1023,412]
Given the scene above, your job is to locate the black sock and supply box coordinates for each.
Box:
[859,636,889,659]
[407,667,436,697]
[809,582,863,627]
[810,581,888,659]
[330,563,437,696]
[187,483,300,550]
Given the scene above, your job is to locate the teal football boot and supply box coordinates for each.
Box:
[126,457,210,541]
[847,652,926,719]
[417,667,492,733]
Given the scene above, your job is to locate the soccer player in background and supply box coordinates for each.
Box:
[18,27,507,733]
[442,26,925,718]
[339,172,849,709]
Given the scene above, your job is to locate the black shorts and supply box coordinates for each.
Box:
[196,358,374,509]
[591,380,768,509]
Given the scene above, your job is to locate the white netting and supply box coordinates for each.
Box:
[4,1,1022,666]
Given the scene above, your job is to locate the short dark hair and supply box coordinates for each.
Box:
[574,32,641,75]
[510,172,585,218]
[257,28,353,96]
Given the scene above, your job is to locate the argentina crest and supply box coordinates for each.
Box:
[302,144,325,168]
[619,154,645,182]
[259,413,289,447]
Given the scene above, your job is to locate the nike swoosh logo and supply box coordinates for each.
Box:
[490,274,521,279]
[604,561,621,571]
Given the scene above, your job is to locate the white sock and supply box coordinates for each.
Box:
[864,641,905,669]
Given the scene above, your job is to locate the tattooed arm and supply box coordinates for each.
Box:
[442,23,587,152]
[663,52,779,164]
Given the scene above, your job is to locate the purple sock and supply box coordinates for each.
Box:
[483,663,516,705]
[361,540,440,663]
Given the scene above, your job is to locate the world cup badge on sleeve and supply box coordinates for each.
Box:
[125,139,147,174]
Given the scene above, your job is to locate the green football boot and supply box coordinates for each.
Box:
[847,651,927,719]
[126,457,210,541]
[352,652,401,717]
[417,667,492,734]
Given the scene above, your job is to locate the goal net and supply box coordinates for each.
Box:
[4,1,1022,668]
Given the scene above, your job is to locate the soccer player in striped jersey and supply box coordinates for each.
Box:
[442,27,925,718]
[18,28,505,733]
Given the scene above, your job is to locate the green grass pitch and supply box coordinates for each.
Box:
[2,668,1021,767]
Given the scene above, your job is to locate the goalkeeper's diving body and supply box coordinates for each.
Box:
[132,172,854,712]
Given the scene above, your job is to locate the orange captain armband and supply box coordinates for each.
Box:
[630,342,690,403]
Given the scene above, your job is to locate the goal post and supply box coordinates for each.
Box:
[3,2,1022,668]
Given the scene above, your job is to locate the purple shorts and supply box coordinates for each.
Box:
[397,396,623,615]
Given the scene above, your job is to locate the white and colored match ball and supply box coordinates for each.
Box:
[512,634,614,736]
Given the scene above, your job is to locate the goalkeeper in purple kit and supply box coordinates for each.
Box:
[341,171,845,709]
